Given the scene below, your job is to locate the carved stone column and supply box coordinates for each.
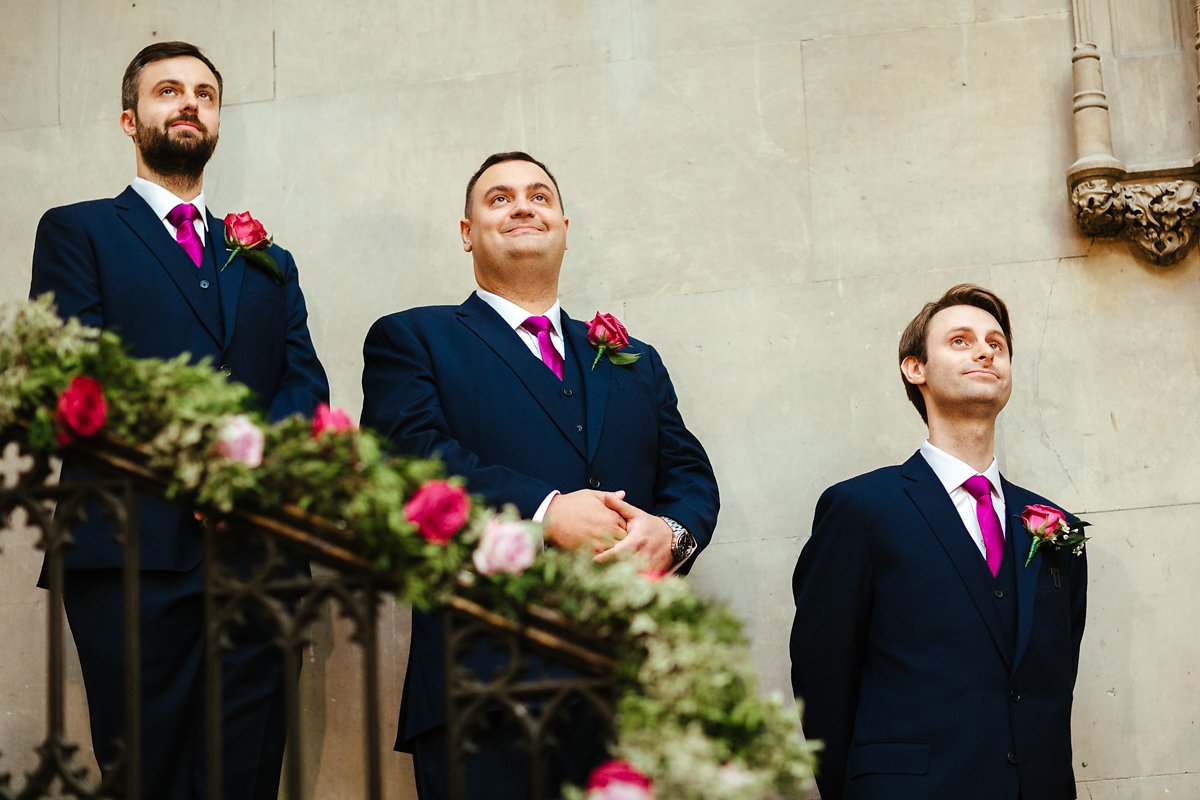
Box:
[1068,0,1200,266]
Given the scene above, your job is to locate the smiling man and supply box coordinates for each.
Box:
[790,284,1087,800]
[29,41,328,800]
[361,151,719,798]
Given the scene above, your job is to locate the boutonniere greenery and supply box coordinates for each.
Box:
[222,211,283,283]
[1021,503,1090,567]
[586,312,640,370]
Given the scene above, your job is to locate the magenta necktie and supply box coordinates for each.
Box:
[521,316,564,380]
[963,474,1004,577]
[166,203,204,268]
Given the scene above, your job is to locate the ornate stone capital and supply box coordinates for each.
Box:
[1071,178,1200,266]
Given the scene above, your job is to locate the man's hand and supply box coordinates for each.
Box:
[592,493,673,573]
[543,489,628,552]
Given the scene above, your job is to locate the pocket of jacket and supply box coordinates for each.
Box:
[848,741,931,777]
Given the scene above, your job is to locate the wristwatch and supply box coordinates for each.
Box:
[659,516,697,565]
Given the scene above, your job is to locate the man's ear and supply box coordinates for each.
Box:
[460,218,473,253]
[900,355,926,386]
[120,108,137,138]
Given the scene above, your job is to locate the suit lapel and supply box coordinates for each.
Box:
[901,453,1012,670]
[114,187,223,345]
[209,212,244,350]
[562,311,609,461]
[456,295,586,458]
[1004,478,1040,671]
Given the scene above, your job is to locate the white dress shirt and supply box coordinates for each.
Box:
[919,440,1006,560]
[473,289,566,523]
[130,177,208,241]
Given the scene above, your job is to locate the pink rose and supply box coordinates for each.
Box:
[472,517,536,575]
[1022,503,1066,539]
[213,415,265,467]
[223,212,270,250]
[405,480,471,545]
[587,760,653,800]
[55,375,108,445]
[312,403,354,438]
[586,312,631,350]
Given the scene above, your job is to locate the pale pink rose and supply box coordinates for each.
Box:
[1022,503,1067,540]
[587,760,653,800]
[312,403,355,438]
[718,763,755,789]
[405,480,471,545]
[214,415,265,467]
[472,517,536,575]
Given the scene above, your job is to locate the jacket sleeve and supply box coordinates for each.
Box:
[264,245,330,421]
[30,206,104,327]
[790,483,874,800]
[644,344,720,572]
[360,314,555,517]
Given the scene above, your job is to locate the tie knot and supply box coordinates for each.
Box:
[166,203,201,227]
[522,315,553,336]
[962,474,993,501]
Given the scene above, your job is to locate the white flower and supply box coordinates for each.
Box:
[213,414,264,467]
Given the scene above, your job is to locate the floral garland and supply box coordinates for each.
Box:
[0,295,817,799]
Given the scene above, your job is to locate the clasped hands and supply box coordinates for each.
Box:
[542,489,673,573]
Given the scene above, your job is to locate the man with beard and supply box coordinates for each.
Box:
[29,41,328,799]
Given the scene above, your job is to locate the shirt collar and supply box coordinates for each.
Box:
[474,288,562,336]
[919,439,1002,497]
[130,177,209,232]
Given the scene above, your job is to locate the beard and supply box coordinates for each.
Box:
[134,113,218,182]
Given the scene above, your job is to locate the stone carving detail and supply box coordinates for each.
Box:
[1070,178,1200,265]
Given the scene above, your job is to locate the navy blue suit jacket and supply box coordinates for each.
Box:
[30,186,330,571]
[361,293,719,746]
[790,453,1086,800]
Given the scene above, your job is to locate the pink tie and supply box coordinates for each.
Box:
[521,316,564,380]
[166,203,204,268]
[963,474,1004,577]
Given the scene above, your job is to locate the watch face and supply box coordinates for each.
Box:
[673,531,697,561]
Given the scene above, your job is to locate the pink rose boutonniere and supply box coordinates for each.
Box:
[1021,503,1090,566]
[586,760,653,800]
[405,479,471,545]
[222,212,283,283]
[586,312,641,370]
[55,375,108,445]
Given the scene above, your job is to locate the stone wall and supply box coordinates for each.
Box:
[1,2,1197,798]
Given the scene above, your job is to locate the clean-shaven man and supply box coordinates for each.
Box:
[790,284,1087,800]
[30,41,328,800]
[361,151,719,799]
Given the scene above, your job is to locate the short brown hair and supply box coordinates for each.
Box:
[122,41,223,112]
[898,284,1013,423]
[464,151,563,218]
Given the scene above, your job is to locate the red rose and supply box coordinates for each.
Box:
[223,212,270,250]
[55,375,108,444]
[587,760,653,799]
[312,403,355,438]
[586,312,631,350]
[405,480,471,545]
[1022,503,1066,539]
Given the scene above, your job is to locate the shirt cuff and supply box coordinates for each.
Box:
[533,490,559,524]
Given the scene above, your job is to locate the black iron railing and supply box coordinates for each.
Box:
[0,429,616,799]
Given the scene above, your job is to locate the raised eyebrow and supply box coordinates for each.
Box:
[527,182,555,197]
[482,184,515,200]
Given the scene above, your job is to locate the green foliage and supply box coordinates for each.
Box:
[0,295,816,798]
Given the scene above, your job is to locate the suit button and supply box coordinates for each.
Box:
[575,424,584,432]
[219,364,233,376]
[587,477,600,489]
[1010,690,1021,702]
[993,589,1004,598]
[199,279,210,289]
[563,388,574,397]
[1006,752,1018,765]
